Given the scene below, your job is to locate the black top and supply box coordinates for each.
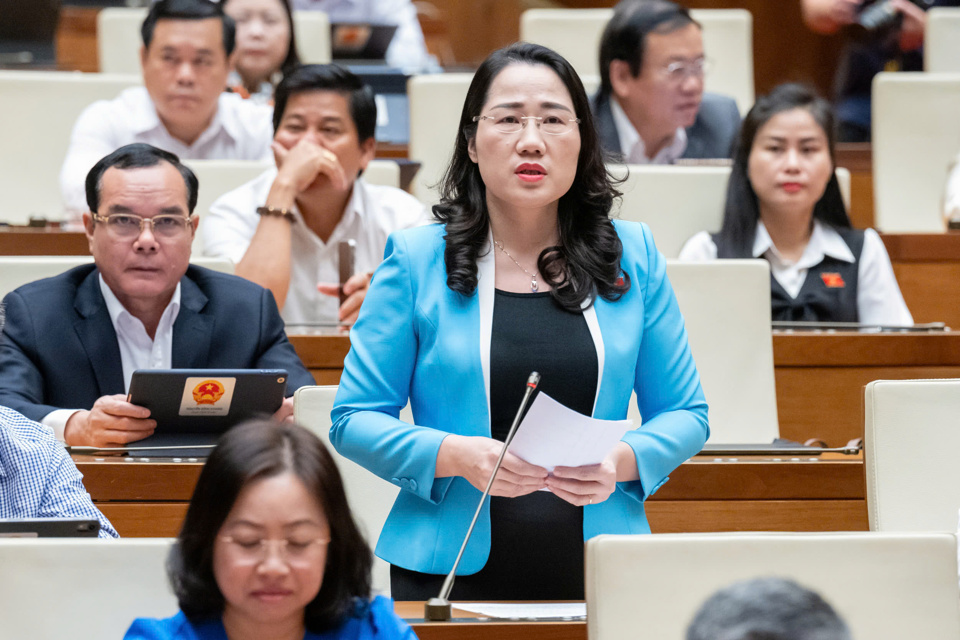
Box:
[389,289,599,601]
[712,227,865,322]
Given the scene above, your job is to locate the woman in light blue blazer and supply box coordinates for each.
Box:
[331,42,709,601]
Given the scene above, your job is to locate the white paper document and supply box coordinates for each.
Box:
[452,602,586,620]
[507,392,633,471]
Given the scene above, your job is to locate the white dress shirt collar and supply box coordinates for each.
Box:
[752,219,855,266]
[609,96,687,165]
[129,89,241,149]
[754,219,855,299]
[99,275,182,392]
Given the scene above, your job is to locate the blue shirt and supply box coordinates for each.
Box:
[125,596,416,640]
[0,405,118,538]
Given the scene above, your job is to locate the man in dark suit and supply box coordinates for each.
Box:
[592,0,741,164]
[0,143,314,448]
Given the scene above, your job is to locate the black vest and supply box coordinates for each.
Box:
[712,227,865,322]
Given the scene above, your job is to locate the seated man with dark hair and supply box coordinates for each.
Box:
[0,405,118,538]
[0,144,315,448]
[59,0,274,221]
[203,64,427,325]
[593,0,741,164]
[686,577,852,640]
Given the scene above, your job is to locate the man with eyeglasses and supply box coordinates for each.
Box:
[592,0,741,164]
[59,0,274,225]
[0,144,315,448]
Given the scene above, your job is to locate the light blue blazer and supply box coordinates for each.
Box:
[331,220,709,575]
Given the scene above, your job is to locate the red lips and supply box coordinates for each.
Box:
[515,163,546,183]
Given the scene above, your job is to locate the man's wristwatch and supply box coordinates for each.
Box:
[256,205,296,222]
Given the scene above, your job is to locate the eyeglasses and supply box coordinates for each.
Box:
[659,58,712,82]
[219,535,330,565]
[92,213,194,239]
[473,112,581,135]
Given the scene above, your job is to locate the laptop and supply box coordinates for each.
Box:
[331,23,398,61]
[68,369,288,456]
[0,518,100,538]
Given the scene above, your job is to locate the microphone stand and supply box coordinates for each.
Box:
[424,371,541,621]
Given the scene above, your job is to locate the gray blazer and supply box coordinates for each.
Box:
[592,91,741,161]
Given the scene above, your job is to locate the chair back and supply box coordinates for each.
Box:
[363,159,402,189]
[519,8,754,112]
[865,378,960,532]
[872,72,960,231]
[0,70,140,225]
[98,8,330,75]
[586,532,960,640]
[0,256,234,299]
[925,8,960,72]
[293,385,407,595]
[0,538,176,638]
[659,260,778,444]
[407,73,472,205]
[615,165,851,259]
[186,159,273,255]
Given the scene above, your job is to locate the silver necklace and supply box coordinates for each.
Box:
[494,239,539,292]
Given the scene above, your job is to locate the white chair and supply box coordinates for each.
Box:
[294,385,413,595]
[186,159,273,255]
[0,538,176,638]
[0,70,141,225]
[614,165,851,259]
[407,73,472,205]
[864,379,960,533]
[659,260,778,444]
[519,8,755,113]
[98,8,331,75]
[872,72,960,232]
[586,532,960,640]
[925,8,960,72]
[0,256,234,299]
[363,159,402,189]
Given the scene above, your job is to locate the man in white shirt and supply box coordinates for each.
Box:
[0,144,314,447]
[203,64,428,325]
[591,0,740,164]
[59,0,274,221]
[291,0,435,70]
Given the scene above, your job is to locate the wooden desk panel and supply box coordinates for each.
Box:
[289,332,960,446]
[0,229,89,255]
[395,602,586,640]
[882,233,960,329]
[77,455,866,537]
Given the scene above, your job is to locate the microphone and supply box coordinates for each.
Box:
[424,371,541,621]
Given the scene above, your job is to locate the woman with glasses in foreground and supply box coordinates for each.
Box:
[125,420,414,640]
[331,42,709,601]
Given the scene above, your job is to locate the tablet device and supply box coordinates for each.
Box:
[331,23,398,61]
[123,369,289,452]
[0,518,100,538]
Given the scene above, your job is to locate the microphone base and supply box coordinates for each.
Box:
[424,597,452,621]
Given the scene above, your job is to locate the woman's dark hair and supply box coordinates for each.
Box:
[434,42,629,312]
[167,420,372,632]
[715,83,850,258]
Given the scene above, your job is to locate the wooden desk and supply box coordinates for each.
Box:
[289,331,960,447]
[773,331,960,445]
[0,228,89,255]
[882,233,960,329]
[76,453,866,537]
[395,602,586,640]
